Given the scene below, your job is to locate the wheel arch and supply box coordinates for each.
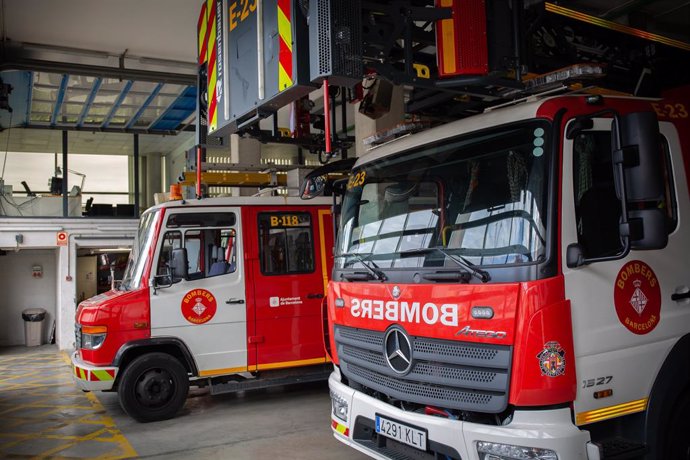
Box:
[112,337,199,384]
[644,333,690,458]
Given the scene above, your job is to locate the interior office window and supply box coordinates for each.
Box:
[572,132,676,258]
[258,212,315,275]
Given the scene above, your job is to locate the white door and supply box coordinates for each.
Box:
[562,119,690,425]
[149,207,247,375]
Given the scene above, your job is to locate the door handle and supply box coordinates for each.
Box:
[307,293,324,299]
[226,298,245,304]
[672,289,690,302]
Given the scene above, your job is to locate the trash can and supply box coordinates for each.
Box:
[22,308,47,347]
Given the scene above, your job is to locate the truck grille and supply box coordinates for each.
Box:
[335,326,511,413]
[75,323,82,349]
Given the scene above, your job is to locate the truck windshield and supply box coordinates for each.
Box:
[336,121,551,281]
[120,209,161,291]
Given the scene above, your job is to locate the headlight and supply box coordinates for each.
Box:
[330,390,349,422]
[477,441,558,460]
[81,325,107,350]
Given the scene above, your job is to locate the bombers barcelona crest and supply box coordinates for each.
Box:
[537,341,566,377]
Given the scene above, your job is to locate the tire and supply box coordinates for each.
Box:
[662,388,690,460]
[117,352,190,423]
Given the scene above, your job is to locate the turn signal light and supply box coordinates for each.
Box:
[82,325,107,334]
[594,389,613,399]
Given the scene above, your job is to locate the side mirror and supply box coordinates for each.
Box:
[615,111,668,250]
[170,248,189,281]
[153,271,173,290]
[300,174,327,200]
[566,243,586,268]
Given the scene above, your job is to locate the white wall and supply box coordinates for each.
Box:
[0,249,57,346]
[0,219,138,350]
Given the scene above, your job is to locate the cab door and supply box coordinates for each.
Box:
[561,119,690,425]
[150,208,247,375]
[245,206,332,370]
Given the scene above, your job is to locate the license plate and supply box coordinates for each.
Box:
[375,414,427,451]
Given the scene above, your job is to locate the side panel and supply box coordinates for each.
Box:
[150,207,247,376]
[562,119,690,425]
[246,205,331,370]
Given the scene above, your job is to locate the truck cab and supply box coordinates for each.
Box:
[325,94,690,459]
[72,196,334,422]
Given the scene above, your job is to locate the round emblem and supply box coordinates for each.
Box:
[181,289,217,325]
[384,327,413,374]
[536,341,566,377]
[613,260,661,335]
[391,286,401,299]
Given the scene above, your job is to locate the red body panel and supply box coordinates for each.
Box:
[509,276,576,406]
[329,281,519,342]
[329,275,576,407]
[76,288,150,366]
[245,206,332,368]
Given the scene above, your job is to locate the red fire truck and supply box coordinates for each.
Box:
[72,196,334,422]
[317,93,690,459]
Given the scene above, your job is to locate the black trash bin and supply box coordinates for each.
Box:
[21,308,46,347]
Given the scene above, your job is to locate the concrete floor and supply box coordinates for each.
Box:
[99,381,369,459]
[0,345,369,459]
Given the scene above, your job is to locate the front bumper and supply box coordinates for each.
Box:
[71,351,118,391]
[329,370,593,460]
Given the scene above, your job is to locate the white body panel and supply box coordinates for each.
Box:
[561,119,690,420]
[330,372,592,460]
[150,206,247,374]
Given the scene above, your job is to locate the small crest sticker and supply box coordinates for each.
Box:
[391,286,401,299]
[537,341,566,377]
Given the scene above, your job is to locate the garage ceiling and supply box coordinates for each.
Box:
[0,0,688,158]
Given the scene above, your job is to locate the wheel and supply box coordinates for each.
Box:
[662,388,690,460]
[117,352,189,422]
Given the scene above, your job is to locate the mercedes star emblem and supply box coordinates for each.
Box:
[384,327,413,374]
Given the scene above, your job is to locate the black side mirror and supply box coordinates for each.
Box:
[300,174,327,199]
[170,248,189,281]
[616,111,668,250]
[153,270,173,290]
[566,243,586,268]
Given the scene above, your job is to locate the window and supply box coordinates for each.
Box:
[572,131,677,259]
[156,212,237,280]
[258,212,315,275]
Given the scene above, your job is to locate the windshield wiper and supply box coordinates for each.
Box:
[399,247,491,283]
[337,252,387,281]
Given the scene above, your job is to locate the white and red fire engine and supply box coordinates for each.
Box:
[319,93,690,460]
[72,196,334,422]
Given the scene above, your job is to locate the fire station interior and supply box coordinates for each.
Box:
[0,0,688,458]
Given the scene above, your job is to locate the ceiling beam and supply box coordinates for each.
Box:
[50,74,69,126]
[1,56,196,87]
[76,77,103,128]
[102,80,134,128]
[125,82,163,130]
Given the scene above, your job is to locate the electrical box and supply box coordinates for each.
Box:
[308,0,363,87]
[201,0,315,137]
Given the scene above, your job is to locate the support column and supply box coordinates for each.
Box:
[62,130,68,217]
[229,134,261,196]
[133,134,140,216]
[354,85,405,157]
[144,152,162,209]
